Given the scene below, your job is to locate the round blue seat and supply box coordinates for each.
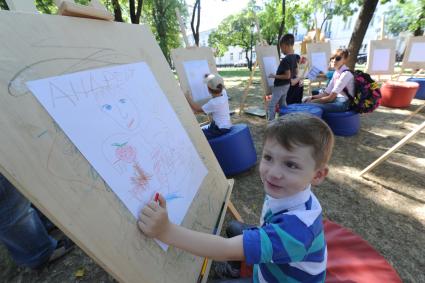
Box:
[280,103,323,118]
[207,124,257,176]
[407,78,425,99]
[323,111,360,137]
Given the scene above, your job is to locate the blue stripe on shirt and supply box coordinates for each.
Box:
[270,215,314,247]
[303,247,326,262]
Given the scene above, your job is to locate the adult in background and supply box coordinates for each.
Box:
[0,173,73,269]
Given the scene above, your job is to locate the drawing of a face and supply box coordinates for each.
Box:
[99,94,140,131]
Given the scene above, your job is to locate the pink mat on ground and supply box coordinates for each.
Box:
[324,220,402,283]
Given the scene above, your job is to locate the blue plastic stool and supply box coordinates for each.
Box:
[407,78,425,99]
[323,111,360,137]
[280,104,323,118]
[206,124,257,176]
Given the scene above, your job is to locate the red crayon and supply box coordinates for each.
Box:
[154,192,159,203]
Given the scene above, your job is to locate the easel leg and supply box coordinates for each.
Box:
[359,120,425,177]
[239,61,258,115]
[228,201,243,223]
[401,102,425,125]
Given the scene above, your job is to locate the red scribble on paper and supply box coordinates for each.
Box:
[131,163,151,197]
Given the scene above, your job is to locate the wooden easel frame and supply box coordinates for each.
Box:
[238,13,269,118]
[366,39,397,81]
[359,120,425,177]
[305,42,331,94]
[395,36,425,80]
[1,2,237,283]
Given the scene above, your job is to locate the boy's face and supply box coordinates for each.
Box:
[259,138,328,199]
[280,44,290,55]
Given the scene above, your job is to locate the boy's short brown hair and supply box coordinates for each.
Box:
[264,113,334,168]
[279,34,295,46]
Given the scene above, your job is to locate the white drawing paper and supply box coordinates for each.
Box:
[27,62,208,250]
[263,56,278,86]
[183,60,211,102]
[372,49,390,71]
[307,66,322,81]
[408,42,425,62]
[311,52,328,73]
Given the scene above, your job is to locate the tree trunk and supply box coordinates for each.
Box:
[191,0,200,46]
[346,0,379,69]
[413,8,424,36]
[277,0,286,57]
[129,0,144,24]
[111,0,124,22]
[245,49,251,71]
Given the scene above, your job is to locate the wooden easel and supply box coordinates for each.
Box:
[239,13,268,118]
[1,2,240,283]
[359,120,425,177]
[174,8,242,220]
[395,36,425,125]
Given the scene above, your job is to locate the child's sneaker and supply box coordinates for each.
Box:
[214,262,240,279]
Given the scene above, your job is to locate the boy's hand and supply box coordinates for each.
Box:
[268,73,275,78]
[138,194,170,238]
[303,96,313,103]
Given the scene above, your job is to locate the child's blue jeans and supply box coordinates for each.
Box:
[268,84,290,120]
[203,121,231,140]
[0,174,56,268]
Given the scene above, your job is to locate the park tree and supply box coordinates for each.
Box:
[0,0,8,10]
[208,10,258,70]
[385,0,425,37]
[191,0,200,46]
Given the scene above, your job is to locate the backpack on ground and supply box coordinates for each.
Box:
[343,70,381,113]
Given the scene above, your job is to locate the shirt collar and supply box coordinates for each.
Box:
[336,64,349,73]
[265,185,312,214]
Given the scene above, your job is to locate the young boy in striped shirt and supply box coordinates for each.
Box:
[138,113,334,283]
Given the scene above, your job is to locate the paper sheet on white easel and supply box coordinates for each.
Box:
[26,62,208,250]
[408,42,425,62]
[263,56,278,86]
[372,49,390,71]
[311,52,328,73]
[183,60,212,102]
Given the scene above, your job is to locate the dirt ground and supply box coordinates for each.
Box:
[1,70,424,283]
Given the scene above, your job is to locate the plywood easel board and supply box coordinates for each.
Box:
[401,36,425,70]
[306,42,331,74]
[366,39,396,75]
[255,44,279,95]
[171,47,217,104]
[0,11,229,283]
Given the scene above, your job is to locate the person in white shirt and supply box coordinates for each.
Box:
[185,73,232,139]
[304,49,355,113]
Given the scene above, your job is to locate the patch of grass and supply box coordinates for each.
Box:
[218,67,261,78]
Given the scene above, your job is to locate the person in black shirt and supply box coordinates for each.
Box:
[267,34,297,120]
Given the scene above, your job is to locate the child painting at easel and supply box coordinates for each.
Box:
[185,73,232,139]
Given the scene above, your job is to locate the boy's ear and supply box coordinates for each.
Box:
[311,166,329,186]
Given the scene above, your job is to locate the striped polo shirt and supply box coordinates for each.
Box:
[243,186,327,282]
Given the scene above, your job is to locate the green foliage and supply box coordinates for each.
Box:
[0,0,8,10]
[208,10,258,57]
[385,0,425,35]
[143,0,187,64]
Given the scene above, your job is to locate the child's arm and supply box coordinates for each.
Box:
[311,91,337,103]
[138,194,245,261]
[184,91,204,114]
